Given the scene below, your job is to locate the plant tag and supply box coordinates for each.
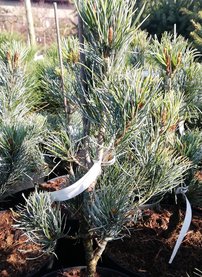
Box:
[178,120,185,136]
[49,147,116,202]
[50,160,102,202]
[169,187,192,264]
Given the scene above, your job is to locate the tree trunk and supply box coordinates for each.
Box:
[83,237,96,277]
[24,0,36,46]
[83,236,109,277]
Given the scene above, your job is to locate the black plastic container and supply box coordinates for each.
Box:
[28,255,54,277]
[0,187,35,210]
[102,253,149,277]
[42,266,130,277]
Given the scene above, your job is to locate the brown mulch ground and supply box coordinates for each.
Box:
[106,207,202,277]
[0,210,50,277]
[39,176,69,192]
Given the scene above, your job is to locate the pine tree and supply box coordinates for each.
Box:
[137,0,202,48]
[181,8,202,53]
[191,14,202,53]
[15,1,197,276]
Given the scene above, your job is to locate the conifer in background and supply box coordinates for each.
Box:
[136,0,202,54]
[181,7,202,54]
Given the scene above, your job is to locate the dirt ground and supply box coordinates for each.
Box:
[106,206,202,277]
[0,210,51,277]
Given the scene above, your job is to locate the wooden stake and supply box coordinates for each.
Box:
[78,15,91,166]
[24,0,36,46]
[53,2,68,118]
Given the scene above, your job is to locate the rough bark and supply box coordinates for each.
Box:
[83,236,108,277]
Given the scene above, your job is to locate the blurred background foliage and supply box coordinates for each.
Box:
[135,0,202,56]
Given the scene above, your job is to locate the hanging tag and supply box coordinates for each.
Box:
[102,155,116,166]
[178,120,185,136]
[50,153,116,202]
[50,160,102,202]
[169,187,192,264]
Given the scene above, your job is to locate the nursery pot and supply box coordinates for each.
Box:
[41,266,130,277]
[40,176,86,270]
[52,235,85,269]
[102,253,149,277]
[27,255,54,277]
[0,187,35,210]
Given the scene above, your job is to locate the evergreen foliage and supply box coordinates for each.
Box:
[13,1,202,276]
[0,38,47,199]
[181,8,202,53]
[15,190,66,254]
[136,0,202,54]
[137,0,194,36]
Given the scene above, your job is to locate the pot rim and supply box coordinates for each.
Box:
[41,265,130,277]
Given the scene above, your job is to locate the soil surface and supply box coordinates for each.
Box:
[40,176,69,191]
[0,210,50,277]
[106,206,202,277]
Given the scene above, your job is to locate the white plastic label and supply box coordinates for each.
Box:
[50,160,102,202]
[169,187,192,264]
[178,120,185,136]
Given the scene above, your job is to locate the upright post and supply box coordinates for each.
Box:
[24,0,36,46]
[53,2,68,118]
[174,24,177,42]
